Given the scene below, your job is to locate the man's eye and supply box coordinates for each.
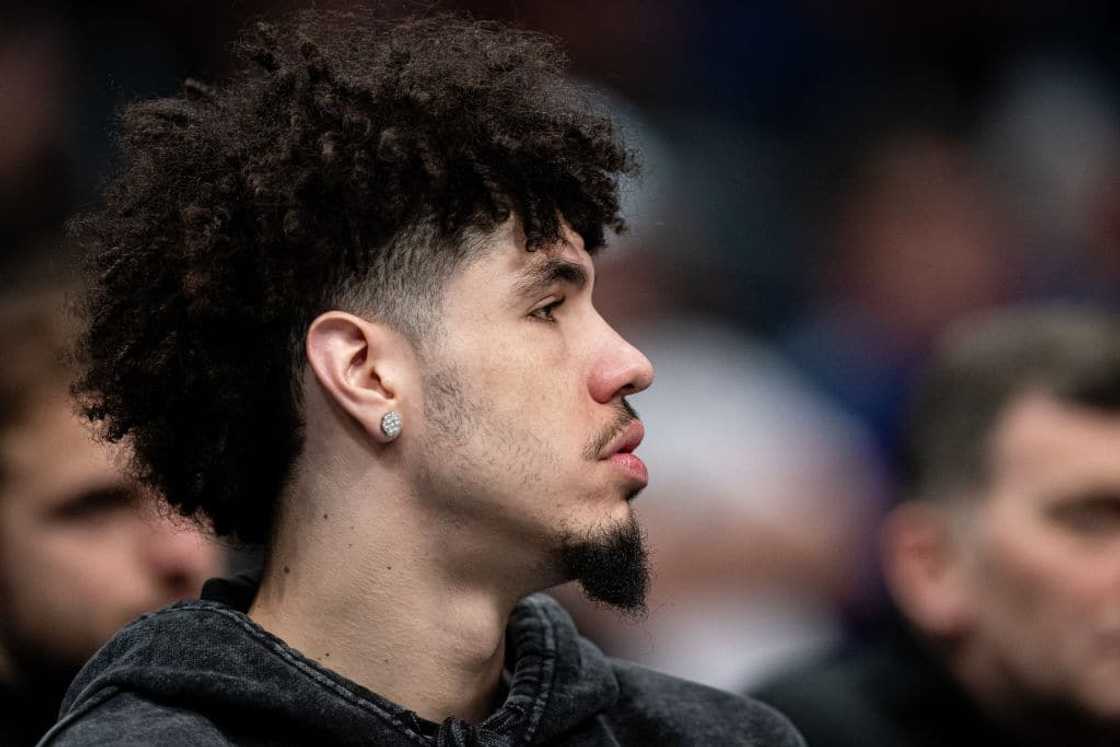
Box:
[530,298,564,322]
[52,487,135,522]
[1050,495,1120,535]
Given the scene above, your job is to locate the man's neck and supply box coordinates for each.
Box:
[247,477,528,724]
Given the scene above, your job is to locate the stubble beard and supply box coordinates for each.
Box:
[421,359,651,616]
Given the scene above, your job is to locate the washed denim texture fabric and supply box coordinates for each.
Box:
[39,585,803,746]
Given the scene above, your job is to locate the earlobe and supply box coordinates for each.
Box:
[305,311,403,443]
[881,502,974,639]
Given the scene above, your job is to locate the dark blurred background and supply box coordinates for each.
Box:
[2,0,1117,691]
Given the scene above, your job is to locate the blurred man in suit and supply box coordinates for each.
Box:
[756,307,1120,747]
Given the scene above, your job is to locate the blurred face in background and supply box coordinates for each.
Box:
[957,391,1120,725]
[835,132,1014,346]
[0,393,224,683]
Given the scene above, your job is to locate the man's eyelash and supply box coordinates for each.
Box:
[530,298,565,321]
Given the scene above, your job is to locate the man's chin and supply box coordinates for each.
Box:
[558,514,649,618]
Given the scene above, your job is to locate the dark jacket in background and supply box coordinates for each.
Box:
[753,623,1020,747]
[1,651,84,745]
[41,580,803,746]
[2,681,64,746]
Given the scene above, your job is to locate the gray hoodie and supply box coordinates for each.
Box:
[40,579,803,746]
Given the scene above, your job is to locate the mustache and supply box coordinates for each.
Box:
[583,399,640,461]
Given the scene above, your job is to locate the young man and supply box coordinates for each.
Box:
[756,307,1120,747]
[44,10,802,745]
[0,288,223,745]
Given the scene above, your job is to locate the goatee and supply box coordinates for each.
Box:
[559,514,649,617]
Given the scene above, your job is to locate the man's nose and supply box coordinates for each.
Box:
[589,328,654,404]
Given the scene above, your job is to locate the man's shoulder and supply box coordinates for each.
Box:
[40,688,231,747]
[754,646,874,708]
[751,644,911,747]
[605,658,805,746]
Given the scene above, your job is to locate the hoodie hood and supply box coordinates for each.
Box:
[52,591,619,746]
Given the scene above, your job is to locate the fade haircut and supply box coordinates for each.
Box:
[69,9,636,545]
[904,306,1120,502]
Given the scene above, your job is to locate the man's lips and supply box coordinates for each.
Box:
[600,420,645,459]
[602,421,648,485]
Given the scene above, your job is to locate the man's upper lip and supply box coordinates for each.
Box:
[602,420,644,458]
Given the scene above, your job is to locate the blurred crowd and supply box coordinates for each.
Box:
[1,1,1119,744]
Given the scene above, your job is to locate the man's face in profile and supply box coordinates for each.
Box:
[0,396,224,682]
[407,220,654,611]
[960,391,1120,723]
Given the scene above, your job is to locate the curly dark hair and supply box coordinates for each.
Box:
[70,9,636,545]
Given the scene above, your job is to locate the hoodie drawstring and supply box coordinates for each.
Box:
[436,717,511,747]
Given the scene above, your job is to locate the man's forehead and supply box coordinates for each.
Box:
[1,405,128,507]
[470,219,596,286]
[992,391,1120,487]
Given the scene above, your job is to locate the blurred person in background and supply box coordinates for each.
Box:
[755,307,1120,747]
[979,55,1120,307]
[784,127,1021,475]
[0,9,77,272]
[0,287,224,745]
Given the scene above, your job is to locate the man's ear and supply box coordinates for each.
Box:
[881,500,975,640]
[305,311,408,444]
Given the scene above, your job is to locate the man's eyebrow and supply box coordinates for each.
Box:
[512,257,590,298]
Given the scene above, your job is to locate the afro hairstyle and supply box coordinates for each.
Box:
[70,9,637,545]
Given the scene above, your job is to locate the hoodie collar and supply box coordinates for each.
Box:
[59,584,618,746]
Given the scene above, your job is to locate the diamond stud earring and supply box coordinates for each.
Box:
[380,410,402,441]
